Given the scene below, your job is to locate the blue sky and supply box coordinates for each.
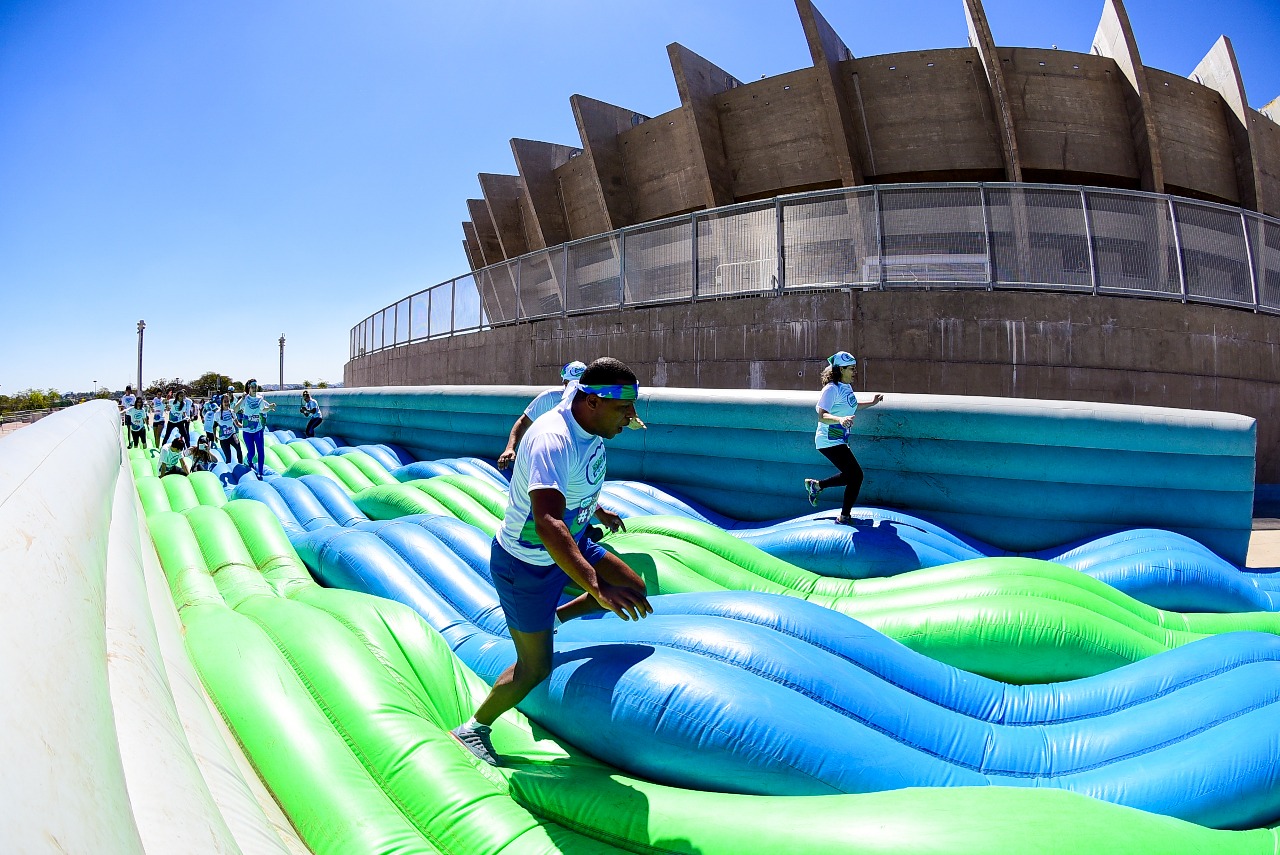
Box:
[1,0,1277,394]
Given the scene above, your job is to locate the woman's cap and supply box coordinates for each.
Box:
[828,351,857,367]
[561,361,588,381]
[246,378,257,386]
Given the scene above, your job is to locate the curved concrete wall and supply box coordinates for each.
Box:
[462,1,1280,264]
[0,402,305,854]
[266,387,1256,564]
[345,289,1280,484]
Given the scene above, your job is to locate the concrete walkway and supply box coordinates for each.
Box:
[1248,519,1280,569]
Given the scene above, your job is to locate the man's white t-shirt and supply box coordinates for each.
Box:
[523,388,562,423]
[302,398,322,418]
[815,382,861,449]
[120,393,137,411]
[497,405,606,566]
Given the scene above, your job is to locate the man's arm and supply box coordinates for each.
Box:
[497,414,534,470]
[531,489,651,621]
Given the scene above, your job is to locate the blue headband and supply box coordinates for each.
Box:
[578,383,639,400]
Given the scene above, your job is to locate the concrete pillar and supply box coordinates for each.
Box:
[510,138,579,249]
[1192,36,1264,213]
[668,42,739,208]
[963,0,1023,182]
[570,94,641,230]
[1091,0,1165,193]
[478,173,530,260]
[461,226,482,273]
[794,0,864,186]
[467,200,517,323]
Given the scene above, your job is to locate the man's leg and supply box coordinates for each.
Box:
[473,626,554,727]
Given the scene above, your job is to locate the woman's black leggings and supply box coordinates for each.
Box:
[129,428,147,448]
[162,420,190,447]
[818,444,864,515]
[305,417,323,438]
[219,436,244,465]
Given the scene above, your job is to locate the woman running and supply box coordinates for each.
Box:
[299,390,323,438]
[211,394,244,465]
[162,390,193,447]
[235,378,275,478]
[804,351,882,525]
[125,400,149,448]
[149,394,166,448]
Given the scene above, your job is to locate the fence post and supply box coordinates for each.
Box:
[1242,211,1260,312]
[618,230,627,309]
[979,183,993,291]
[1081,189,1099,296]
[873,185,886,291]
[514,259,523,322]
[1169,198,1188,304]
[775,197,786,294]
[691,211,700,303]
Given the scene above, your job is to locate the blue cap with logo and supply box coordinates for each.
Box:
[828,351,856,367]
[561,361,588,381]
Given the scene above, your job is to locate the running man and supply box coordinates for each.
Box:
[497,361,588,470]
[450,357,652,766]
[299,390,323,438]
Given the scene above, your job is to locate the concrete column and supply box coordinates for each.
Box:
[510,138,579,249]
[570,94,641,230]
[467,200,517,323]
[668,42,739,208]
[1091,0,1165,193]
[478,173,531,260]
[962,0,1023,182]
[794,0,864,186]
[1192,36,1264,213]
[461,228,482,273]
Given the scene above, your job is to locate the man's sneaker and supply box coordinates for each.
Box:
[450,723,500,766]
[804,479,821,507]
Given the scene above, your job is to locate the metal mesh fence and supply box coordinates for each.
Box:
[517,249,564,319]
[1173,201,1254,307]
[878,186,988,286]
[623,217,694,304]
[566,235,621,313]
[988,186,1092,290]
[1257,217,1280,312]
[351,183,1280,359]
[696,202,777,298]
[781,189,878,289]
[1087,191,1181,298]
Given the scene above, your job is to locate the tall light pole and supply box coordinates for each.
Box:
[136,320,146,395]
[278,334,286,391]
[92,379,97,397]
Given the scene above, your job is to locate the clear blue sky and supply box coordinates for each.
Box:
[1,0,1276,394]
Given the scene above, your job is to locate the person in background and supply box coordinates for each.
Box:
[161,389,193,447]
[157,437,191,477]
[201,396,219,444]
[211,394,244,465]
[149,393,166,448]
[450,357,652,767]
[299,390,323,438]
[119,385,137,428]
[235,378,275,478]
[803,351,883,525]
[498,361,647,469]
[189,436,220,472]
[125,399,149,448]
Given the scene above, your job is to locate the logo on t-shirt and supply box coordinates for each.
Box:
[586,445,605,485]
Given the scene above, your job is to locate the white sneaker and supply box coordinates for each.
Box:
[450,723,500,766]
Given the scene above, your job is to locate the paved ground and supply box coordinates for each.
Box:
[1248,519,1280,569]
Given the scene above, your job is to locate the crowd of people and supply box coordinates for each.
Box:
[117,378,310,480]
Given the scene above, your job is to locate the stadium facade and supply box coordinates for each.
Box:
[345,0,1280,480]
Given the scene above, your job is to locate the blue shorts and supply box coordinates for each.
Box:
[490,536,607,633]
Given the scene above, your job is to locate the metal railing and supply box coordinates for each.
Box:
[350,182,1280,359]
